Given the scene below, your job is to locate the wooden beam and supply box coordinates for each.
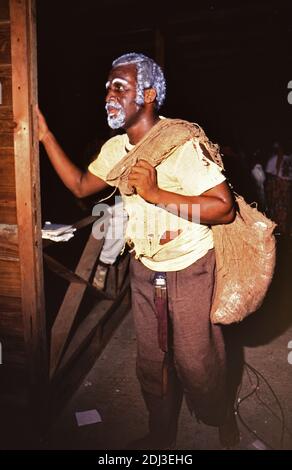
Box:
[0,224,18,261]
[53,254,130,382]
[0,22,11,64]
[56,279,130,378]
[50,234,104,377]
[0,258,20,297]
[10,0,48,404]
[0,198,16,224]
[50,288,131,414]
[0,148,16,200]
[43,252,112,300]
[0,66,12,105]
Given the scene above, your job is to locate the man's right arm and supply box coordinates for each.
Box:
[37,107,109,198]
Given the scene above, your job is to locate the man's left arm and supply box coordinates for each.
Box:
[128,160,235,225]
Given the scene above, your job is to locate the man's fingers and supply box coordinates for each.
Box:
[35,104,43,118]
[130,166,150,176]
[128,174,140,184]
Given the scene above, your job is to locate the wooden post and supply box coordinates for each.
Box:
[10,0,48,410]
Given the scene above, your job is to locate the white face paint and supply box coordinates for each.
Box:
[105,78,129,91]
[112,78,129,87]
[105,77,131,129]
[105,100,126,129]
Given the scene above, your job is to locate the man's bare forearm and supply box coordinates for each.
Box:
[41,131,83,195]
[152,188,235,224]
[41,132,108,197]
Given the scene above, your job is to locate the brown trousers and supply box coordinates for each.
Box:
[130,249,228,443]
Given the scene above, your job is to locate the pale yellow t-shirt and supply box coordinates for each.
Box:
[88,132,225,271]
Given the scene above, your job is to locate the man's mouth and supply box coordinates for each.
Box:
[107,107,119,117]
[105,101,126,129]
[105,101,122,117]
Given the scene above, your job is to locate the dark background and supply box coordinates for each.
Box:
[36,0,292,221]
[33,3,292,448]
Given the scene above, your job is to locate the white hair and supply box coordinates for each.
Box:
[112,53,166,110]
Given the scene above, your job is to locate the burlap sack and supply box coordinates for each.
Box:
[210,195,277,325]
[105,117,276,325]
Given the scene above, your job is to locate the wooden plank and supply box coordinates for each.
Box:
[0,1,10,21]
[0,294,21,313]
[57,279,130,376]
[57,299,112,372]
[0,316,24,337]
[0,198,17,224]
[0,73,14,147]
[50,290,131,413]
[0,104,13,119]
[10,0,48,401]
[43,252,112,300]
[0,223,18,260]
[0,258,21,296]
[50,234,104,377]
[0,295,23,343]
[1,336,26,364]
[0,148,16,199]
[0,23,11,64]
[0,132,13,147]
[0,65,12,105]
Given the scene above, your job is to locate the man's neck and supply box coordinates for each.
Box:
[126,115,160,145]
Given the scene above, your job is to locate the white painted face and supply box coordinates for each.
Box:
[105,78,130,129]
[105,65,140,131]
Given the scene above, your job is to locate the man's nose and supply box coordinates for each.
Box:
[106,86,116,102]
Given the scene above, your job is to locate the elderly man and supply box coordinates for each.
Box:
[37,52,237,449]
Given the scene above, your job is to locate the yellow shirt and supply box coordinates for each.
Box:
[88,132,225,271]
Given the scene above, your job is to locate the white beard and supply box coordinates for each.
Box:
[105,101,126,129]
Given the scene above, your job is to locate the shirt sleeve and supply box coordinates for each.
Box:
[175,139,226,195]
[88,135,126,185]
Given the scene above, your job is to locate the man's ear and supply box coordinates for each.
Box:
[144,88,157,104]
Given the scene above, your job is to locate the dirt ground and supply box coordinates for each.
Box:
[46,239,292,451]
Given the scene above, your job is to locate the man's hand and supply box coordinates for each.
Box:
[128,160,160,203]
[35,105,50,142]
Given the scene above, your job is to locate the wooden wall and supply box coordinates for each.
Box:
[0,0,47,410]
[0,2,16,224]
[0,0,24,401]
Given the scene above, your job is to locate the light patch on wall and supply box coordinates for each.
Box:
[288,80,292,105]
[288,340,292,365]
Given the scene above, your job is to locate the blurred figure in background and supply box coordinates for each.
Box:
[250,148,267,212]
[265,142,292,236]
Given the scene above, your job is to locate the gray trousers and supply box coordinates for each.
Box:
[99,200,128,265]
[130,249,228,443]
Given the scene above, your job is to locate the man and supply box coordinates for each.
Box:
[92,199,128,290]
[37,52,237,449]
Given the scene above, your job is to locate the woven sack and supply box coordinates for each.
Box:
[210,195,276,325]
